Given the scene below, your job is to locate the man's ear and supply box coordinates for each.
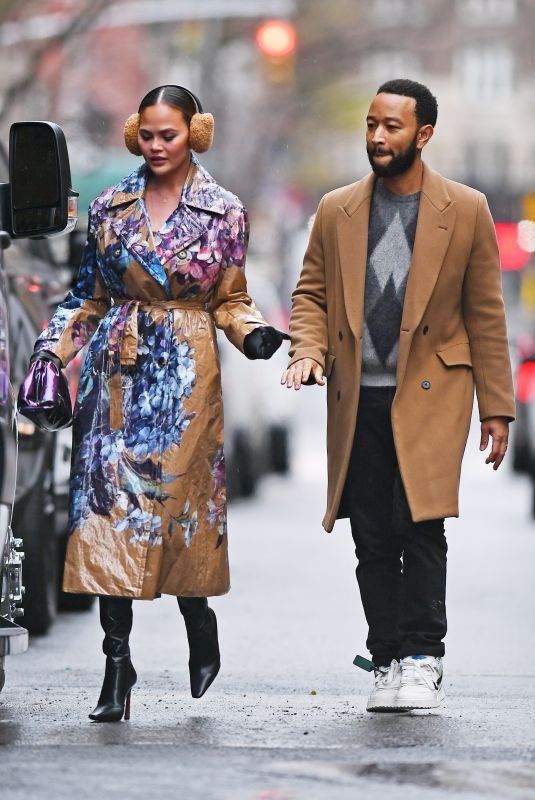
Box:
[417,124,434,150]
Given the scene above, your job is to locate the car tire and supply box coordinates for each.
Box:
[12,477,57,636]
[269,424,290,474]
[512,441,530,473]
[234,430,257,498]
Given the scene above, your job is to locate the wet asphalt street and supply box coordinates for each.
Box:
[1,389,534,800]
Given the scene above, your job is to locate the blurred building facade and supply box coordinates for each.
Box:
[294,0,535,222]
[0,0,532,284]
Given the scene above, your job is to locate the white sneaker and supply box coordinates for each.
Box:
[397,655,445,710]
[366,659,402,712]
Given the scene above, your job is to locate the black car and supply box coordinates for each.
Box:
[0,122,78,691]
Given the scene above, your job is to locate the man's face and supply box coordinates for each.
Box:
[366,93,421,177]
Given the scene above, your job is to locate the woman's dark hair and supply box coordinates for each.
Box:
[138,85,203,124]
[377,78,438,128]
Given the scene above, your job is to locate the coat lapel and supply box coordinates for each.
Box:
[396,164,456,386]
[107,167,172,293]
[109,199,171,294]
[337,173,375,340]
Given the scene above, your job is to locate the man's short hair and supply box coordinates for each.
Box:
[377,79,438,128]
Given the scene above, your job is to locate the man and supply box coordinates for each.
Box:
[281,79,514,712]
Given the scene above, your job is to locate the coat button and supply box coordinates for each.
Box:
[423,325,429,335]
[421,380,431,390]
[338,330,343,341]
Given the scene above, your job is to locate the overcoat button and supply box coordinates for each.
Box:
[421,380,431,390]
[337,390,341,401]
[423,325,429,335]
[338,331,343,341]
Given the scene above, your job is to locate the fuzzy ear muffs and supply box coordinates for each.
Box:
[189,112,214,153]
[124,110,214,155]
[124,113,142,156]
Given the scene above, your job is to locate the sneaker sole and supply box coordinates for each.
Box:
[367,704,409,713]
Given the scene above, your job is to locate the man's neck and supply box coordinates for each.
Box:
[380,159,423,196]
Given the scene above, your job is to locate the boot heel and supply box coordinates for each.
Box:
[124,690,132,721]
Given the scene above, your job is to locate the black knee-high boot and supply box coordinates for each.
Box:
[177,597,220,698]
[89,596,137,722]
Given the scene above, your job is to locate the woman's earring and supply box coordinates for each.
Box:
[124,113,142,156]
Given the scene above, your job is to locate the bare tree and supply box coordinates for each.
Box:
[0,0,117,123]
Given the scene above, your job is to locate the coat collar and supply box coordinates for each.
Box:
[107,156,227,215]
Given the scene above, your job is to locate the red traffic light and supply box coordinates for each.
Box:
[255,20,296,58]
[495,223,531,271]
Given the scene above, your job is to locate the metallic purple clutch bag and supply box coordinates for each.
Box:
[17,357,72,432]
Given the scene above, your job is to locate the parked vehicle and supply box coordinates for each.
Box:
[511,333,535,476]
[219,264,293,499]
[0,121,77,691]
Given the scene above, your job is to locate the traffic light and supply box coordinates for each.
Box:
[255,20,297,84]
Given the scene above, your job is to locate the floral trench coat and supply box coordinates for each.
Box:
[34,159,268,599]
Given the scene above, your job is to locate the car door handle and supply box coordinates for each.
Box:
[0,230,11,250]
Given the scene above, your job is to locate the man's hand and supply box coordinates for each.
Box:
[479,416,510,470]
[281,358,325,391]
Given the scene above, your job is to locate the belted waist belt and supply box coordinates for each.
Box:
[108,298,208,430]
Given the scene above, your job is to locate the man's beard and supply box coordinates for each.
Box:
[367,134,418,177]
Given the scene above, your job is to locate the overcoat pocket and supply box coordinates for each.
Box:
[436,342,472,368]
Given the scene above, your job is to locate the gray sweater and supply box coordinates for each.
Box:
[361,180,420,386]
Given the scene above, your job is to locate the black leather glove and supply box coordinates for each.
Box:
[29,350,64,371]
[243,326,290,360]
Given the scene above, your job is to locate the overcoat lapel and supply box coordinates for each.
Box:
[397,165,456,387]
[337,174,375,340]
[109,199,171,293]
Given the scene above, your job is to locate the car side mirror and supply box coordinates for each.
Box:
[7,121,78,239]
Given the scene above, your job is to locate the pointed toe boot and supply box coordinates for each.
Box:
[177,597,221,698]
[89,656,137,722]
[89,596,137,723]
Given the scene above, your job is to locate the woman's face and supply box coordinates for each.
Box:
[138,103,191,177]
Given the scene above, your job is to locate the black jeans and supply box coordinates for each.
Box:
[341,386,447,666]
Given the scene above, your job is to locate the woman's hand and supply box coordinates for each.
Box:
[243,326,290,360]
[280,358,325,390]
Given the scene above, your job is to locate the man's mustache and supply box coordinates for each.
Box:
[368,146,393,156]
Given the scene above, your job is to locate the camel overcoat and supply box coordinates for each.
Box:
[34,159,268,599]
[288,164,515,531]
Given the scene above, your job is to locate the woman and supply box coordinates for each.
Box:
[28,85,287,722]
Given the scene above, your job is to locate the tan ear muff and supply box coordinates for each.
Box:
[124,113,142,156]
[189,112,214,153]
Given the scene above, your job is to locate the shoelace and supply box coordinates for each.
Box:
[401,659,439,691]
[374,663,399,688]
